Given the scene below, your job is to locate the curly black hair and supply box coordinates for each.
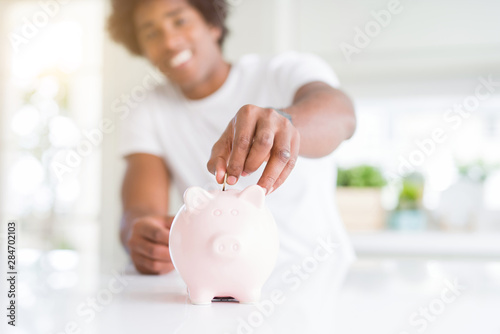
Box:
[108,0,229,56]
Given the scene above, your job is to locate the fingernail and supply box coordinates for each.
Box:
[227,176,237,185]
[241,171,249,177]
[267,187,274,195]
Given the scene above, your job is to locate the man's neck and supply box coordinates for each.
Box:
[181,59,231,100]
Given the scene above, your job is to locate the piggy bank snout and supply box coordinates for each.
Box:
[212,236,241,258]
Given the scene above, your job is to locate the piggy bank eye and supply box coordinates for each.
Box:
[213,209,222,216]
[231,209,239,216]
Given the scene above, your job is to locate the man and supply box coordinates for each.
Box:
[108,0,356,275]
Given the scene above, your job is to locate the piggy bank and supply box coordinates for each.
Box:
[169,185,279,305]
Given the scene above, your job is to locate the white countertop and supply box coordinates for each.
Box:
[5,257,500,334]
[350,231,500,258]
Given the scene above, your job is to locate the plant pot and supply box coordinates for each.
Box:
[388,209,426,231]
[336,187,385,232]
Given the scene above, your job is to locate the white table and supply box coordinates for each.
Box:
[6,257,500,334]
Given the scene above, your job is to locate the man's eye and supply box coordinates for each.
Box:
[174,18,186,27]
[145,30,160,40]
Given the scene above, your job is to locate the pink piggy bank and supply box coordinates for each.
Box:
[169,185,279,305]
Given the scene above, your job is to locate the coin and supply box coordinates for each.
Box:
[222,172,227,191]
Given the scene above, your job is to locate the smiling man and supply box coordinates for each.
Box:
[108,0,356,275]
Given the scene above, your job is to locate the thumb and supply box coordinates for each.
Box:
[164,216,175,229]
[207,126,233,184]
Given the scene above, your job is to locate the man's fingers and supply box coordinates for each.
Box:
[207,131,232,184]
[131,252,174,275]
[209,105,298,190]
[130,237,171,261]
[257,129,293,193]
[134,219,170,245]
[128,215,176,275]
[215,156,228,184]
[207,153,228,182]
[243,118,275,175]
[269,131,299,194]
[226,106,257,185]
[163,216,175,230]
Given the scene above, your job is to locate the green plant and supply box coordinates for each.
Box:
[337,165,386,188]
[396,173,424,210]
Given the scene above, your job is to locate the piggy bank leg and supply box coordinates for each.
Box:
[188,287,214,305]
[235,287,261,304]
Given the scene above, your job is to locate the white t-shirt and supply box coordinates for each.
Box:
[120,51,356,268]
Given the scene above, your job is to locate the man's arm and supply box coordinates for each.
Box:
[286,81,356,158]
[121,153,175,274]
[207,81,356,194]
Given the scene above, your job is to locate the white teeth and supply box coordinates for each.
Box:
[170,49,192,68]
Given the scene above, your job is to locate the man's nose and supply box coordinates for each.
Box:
[161,28,184,53]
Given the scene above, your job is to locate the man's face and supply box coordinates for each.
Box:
[134,0,223,89]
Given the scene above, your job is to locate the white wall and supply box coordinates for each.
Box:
[0,1,9,222]
[100,2,152,272]
[226,0,500,96]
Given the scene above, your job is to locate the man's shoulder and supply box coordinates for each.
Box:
[238,51,300,64]
[269,51,329,69]
[238,51,324,71]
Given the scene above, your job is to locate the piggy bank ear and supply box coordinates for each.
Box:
[238,185,265,209]
[184,187,213,213]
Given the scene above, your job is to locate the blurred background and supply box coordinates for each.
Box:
[1,0,499,333]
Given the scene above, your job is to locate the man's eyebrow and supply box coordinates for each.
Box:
[138,7,185,32]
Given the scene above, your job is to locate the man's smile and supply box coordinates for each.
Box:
[170,49,193,68]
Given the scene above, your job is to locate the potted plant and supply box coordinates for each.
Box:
[336,165,387,232]
[388,173,426,230]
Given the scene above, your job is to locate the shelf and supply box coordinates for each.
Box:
[350,231,500,258]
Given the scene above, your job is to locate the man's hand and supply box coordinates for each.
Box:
[127,215,175,275]
[207,104,300,195]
